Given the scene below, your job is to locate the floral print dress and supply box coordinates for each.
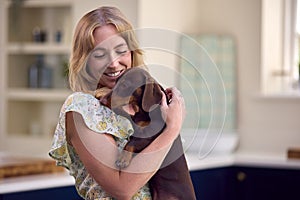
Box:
[49,92,151,200]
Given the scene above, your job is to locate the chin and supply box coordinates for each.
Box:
[107,82,116,89]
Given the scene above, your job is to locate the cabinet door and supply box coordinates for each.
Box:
[0,0,73,156]
[235,166,300,200]
[190,167,237,200]
[0,186,83,200]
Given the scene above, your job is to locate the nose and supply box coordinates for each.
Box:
[107,52,120,68]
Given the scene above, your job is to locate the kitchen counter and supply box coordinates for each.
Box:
[0,171,74,194]
[1,152,300,194]
[186,152,300,171]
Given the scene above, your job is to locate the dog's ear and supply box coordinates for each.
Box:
[142,77,163,112]
[99,90,112,108]
[95,87,111,100]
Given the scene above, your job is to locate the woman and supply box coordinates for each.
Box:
[49,6,185,200]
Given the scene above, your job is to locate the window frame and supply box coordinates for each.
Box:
[261,0,298,95]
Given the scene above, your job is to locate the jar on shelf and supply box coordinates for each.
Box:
[32,27,47,43]
[28,55,53,88]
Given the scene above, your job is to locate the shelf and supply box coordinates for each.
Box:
[5,135,53,144]
[1,135,54,158]
[1,0,74,157]
[7,0,73,8]
[8,43,71,54]
[255,91,300,100]
[7,1,72,45]
[7,88,72,101]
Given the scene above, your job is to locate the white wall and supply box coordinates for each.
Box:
[72,0,138,32]
[138,0,300,156]
[137,0,200,87]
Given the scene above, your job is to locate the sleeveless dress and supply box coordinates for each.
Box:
[49,92,151,200]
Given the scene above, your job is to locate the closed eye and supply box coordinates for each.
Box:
[115,46,129,55]
[92,49,106,58]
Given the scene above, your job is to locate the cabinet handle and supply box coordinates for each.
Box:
[237,171,247,182]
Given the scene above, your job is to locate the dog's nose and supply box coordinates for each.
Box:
[100,97,108,105]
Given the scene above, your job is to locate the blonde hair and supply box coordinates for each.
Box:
[68,6,145,92]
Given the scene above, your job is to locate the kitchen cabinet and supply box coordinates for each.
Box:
[0,0,139,158]
[0,185,82,200]
[190,166,300,200]
[234,166,300,200]
[0,0,73,155]
[190,167,236,200]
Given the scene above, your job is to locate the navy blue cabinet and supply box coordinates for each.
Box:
[190,166,300,200]
[0,186,83,200]
[2,166,300,200]
[234,166,300,200]
[190,167,237,200]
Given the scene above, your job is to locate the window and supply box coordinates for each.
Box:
[261,0,299,95]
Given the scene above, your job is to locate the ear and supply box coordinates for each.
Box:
[95,87,111,99]
[99,90,112,108]
[142,78,163,112]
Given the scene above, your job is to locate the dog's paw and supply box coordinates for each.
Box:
[115,151,133,169]
[115,159,130,169]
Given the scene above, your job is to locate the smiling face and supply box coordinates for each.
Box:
[87,24,132,89]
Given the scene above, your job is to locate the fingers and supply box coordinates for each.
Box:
[168,87,186,119]
[160,91,168,121]
[161,91,167,106]
[162,87,186,119]
[159,87,186,137]
[168,87,184,104]
[171,87,181,100]
[164,88,173,101]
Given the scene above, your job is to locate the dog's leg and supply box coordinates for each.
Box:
[115,145,134,169]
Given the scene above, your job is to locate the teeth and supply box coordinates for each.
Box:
[107,71,121,77]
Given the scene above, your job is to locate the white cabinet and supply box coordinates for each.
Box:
[0,0,73,156]
[0,0,138,157]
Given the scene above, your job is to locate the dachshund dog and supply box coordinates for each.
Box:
[96,67,196,200]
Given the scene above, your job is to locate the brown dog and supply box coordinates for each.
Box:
[97,67,196,200]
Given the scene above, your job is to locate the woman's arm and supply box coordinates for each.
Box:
[67,87,185,200]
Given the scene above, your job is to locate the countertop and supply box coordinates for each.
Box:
[186,152,300,171]
[1,152,300,194]
[0,172,74,194]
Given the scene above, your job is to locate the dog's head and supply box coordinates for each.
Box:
[100,67,165,123]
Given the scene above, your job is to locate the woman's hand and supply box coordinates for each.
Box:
[160,87,186,137]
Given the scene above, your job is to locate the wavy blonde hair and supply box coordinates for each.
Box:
[68,6,145,92]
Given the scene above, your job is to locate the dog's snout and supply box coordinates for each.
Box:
[99,97,108,105]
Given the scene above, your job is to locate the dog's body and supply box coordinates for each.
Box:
[97,67,196,200]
